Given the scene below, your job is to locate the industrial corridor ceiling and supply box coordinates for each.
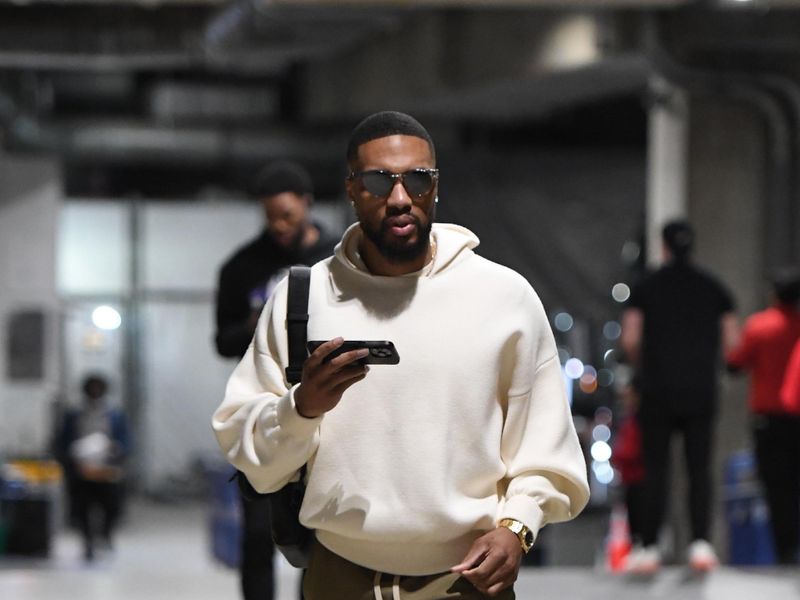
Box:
[1,0,800,196]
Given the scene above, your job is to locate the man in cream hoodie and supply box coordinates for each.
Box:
[213,111,589,599]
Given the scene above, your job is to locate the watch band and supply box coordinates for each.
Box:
[498,518,534,554]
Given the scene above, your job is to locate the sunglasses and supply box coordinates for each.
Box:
[348,168,439,199]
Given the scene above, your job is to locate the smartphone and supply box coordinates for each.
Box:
[306,340,400,365]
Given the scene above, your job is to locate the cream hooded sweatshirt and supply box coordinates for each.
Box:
[213,223,589,575]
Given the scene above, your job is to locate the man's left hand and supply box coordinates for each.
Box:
[451,527,523,597]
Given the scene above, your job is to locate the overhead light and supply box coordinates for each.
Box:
[718,0,757,5]
[92,306,122,331]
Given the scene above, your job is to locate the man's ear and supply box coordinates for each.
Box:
[345,177,356,203]
[302,192,314,207]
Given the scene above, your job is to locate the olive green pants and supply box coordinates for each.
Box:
[303,541,515,600]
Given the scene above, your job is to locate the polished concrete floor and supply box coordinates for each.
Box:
[1,499,799,600]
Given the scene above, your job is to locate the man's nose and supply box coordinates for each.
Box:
[270,220,291,234]
[385,179,412,210]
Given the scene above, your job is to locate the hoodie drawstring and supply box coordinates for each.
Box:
[373,571,381,600]
[372,571,402,600]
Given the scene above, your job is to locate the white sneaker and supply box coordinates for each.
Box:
[625,544,661,575]
[687,539,719,572]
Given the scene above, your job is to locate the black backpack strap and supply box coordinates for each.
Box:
[285,266,311,385]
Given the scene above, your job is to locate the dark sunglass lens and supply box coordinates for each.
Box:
[402,171,434,196]
[361,171,393,197]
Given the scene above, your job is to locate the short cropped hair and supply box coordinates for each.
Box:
[662,220,694,260]
[772,267,800,305]
[346,111,435,164]
[82,374,109,398]
[251,161,313,199]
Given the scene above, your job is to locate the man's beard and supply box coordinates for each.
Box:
[362,209,434,265]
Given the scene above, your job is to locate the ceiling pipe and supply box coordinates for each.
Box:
[644,12,796,272]
[6,119,346,166]
[748,76,800,263]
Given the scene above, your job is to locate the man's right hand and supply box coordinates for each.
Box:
[294,337,369,418]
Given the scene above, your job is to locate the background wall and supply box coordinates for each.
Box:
[0,155,60,456]
[56,199,348,494]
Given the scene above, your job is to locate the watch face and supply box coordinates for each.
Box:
[524,530,534,547]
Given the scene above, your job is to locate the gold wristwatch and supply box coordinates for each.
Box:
[498,518,534,554]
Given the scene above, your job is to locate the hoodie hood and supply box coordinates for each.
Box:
[333,222,480,279]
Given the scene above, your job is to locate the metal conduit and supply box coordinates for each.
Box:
[644,12,796,273]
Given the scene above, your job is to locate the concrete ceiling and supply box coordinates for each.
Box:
[1,0,799,196]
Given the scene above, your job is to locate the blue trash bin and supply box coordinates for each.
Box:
[724,450,776,565]
[206,463,242,568]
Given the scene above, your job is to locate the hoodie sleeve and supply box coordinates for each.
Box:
[498,285,590,540]
[211,279,322,493]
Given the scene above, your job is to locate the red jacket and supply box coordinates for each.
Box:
[727,305,800,415]
[612,415,645,485]
[782,339,800,413]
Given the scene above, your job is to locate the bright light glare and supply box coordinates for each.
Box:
[564,358,584,379]
[591,440,612,462]
[554,312,574,332]
[92,306,122,331]
[593,461,615,485]
[594,406,613,425]
[592,424,611,443]
[603,321,622,340]
[612,283,631,303]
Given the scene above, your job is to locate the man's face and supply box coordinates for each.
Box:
[262,191,310,250]
[346,135,437,264]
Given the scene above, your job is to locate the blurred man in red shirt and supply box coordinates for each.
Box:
[783,338,800,414]
[727,268,800,564]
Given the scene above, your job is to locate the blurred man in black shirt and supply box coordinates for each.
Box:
[620,220,739,574]
[215,161,337,600]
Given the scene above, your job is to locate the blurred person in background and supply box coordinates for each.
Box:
[620,220,738,574]
[727,268,800,564]
[213,111,589,599]
[782,332,800,426]
[214,161,337,600]
[56,374,129,562]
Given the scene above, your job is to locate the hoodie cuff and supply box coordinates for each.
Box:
[500,494,545,541]
[274,386,323,440]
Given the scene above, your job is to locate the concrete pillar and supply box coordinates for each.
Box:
[646,76,689,267]
[0,155,61,455]
[686,96,766,560]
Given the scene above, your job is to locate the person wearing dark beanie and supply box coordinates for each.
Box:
[214,160,338,600]
[621,219,738,574]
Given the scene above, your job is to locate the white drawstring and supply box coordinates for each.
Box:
[372,571,402,600]
[373,571,382,600]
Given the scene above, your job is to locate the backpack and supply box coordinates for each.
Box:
[234,265,312,568]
